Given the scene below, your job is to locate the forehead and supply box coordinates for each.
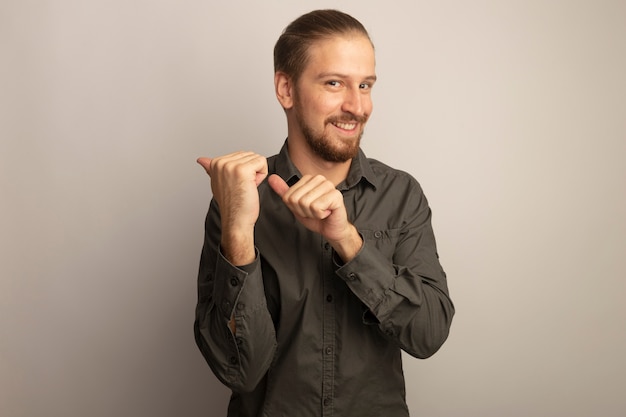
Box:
[303,34,376,77]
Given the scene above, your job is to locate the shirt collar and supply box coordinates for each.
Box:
[274,141,302,187]
[274,140,379,191]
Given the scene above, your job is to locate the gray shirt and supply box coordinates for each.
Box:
[194,142,454,417]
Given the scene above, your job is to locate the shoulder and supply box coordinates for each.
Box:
[367,158,424,194]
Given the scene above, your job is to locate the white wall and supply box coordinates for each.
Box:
[1,1,624,416]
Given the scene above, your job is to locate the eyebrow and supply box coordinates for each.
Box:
[317,72,378,82]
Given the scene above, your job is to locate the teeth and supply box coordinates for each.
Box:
[334,122,356,130]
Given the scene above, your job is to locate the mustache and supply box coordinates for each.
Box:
[326,114,368,124]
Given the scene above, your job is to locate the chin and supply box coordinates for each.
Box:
[313,136,361,163]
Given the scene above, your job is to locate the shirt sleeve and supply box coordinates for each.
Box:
[334,180,455,359]
[194,199,277,393]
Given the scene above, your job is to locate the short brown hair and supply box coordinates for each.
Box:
[273,10,372,82]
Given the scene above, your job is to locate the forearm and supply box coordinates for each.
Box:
[220,218,256,266]
[194,202,277,392]
[335,236,454,358]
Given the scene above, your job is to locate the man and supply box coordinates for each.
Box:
[195,9,454,417]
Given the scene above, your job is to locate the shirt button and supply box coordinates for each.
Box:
[347,272,357,281]
[326,294,333,302]
[323,398,331,407]
[374,230,383,239]
[230,277,239,286]
[229,356,238,365]
[325,346,333,355]
[236,303,245,311]
[324,242,331,250]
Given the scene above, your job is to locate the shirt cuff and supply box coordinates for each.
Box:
[213,245,261,320]
[333,239,395,315]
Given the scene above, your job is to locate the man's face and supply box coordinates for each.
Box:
[291,34,376,163]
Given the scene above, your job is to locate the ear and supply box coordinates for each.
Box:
[274,72,294,110]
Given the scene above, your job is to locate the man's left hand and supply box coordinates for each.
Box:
[268,174,363,262]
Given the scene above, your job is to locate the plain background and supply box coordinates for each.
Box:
[1,1,625,416]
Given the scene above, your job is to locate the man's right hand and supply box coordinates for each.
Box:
[197,151,268,265]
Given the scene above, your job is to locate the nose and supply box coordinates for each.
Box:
[341,87,367,117]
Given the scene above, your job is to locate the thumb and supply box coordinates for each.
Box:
[268,174,289,197]
[196,157,213,176]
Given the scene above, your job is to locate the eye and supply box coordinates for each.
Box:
[326,80,341,87]
[359,83,371,90]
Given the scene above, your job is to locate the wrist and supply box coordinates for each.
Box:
[221,226,256,266]
[330,224,363,263]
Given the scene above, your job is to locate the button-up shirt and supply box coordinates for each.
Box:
[194,142,454,417]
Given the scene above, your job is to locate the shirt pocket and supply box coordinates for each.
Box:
[359,228,401,261]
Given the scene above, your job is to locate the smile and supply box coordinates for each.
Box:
[332,121,358,131]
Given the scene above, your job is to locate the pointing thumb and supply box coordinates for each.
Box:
[197,157,213,176]
[268,174,289,197]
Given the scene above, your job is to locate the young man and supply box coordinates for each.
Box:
[195,9,454,417]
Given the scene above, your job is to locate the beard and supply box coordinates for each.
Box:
[293,100,367,163]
